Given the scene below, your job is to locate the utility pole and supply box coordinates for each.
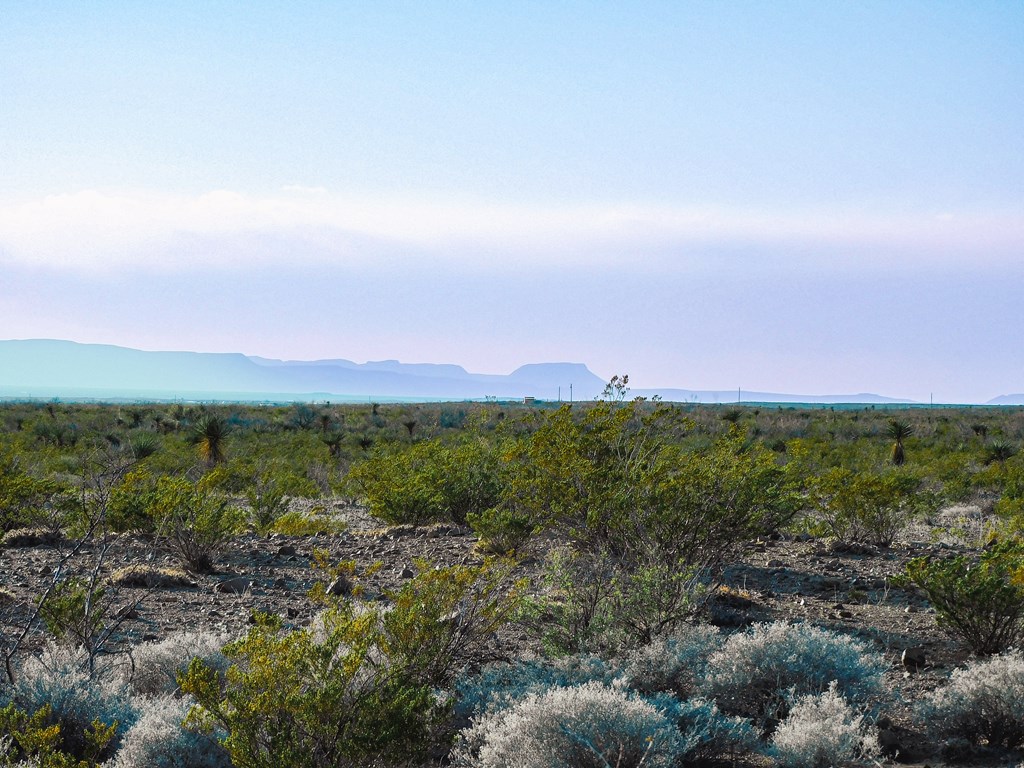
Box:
[570,383,573,403]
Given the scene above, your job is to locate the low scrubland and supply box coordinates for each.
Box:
[2,389,1024,766]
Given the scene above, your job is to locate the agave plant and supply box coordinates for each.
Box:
[886,419,913,466]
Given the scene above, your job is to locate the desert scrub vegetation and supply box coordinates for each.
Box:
[699,621,887,728]
[452,680,701,768]
[805,467,942,546]
[346,436,505,526]
[179,561,522,768]
[7,398,1024,764]
[898,537,1024,654]
[770,682,881,768]
[916,649,1024,750]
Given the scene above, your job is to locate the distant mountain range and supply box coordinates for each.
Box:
[0,339,1008,405]
[0,339,606,402]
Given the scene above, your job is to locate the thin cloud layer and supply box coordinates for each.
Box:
[0,189,1018,274]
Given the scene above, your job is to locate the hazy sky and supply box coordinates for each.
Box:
[1,2,1022,403]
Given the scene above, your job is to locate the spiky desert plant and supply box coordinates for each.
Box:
[984,439,1019,467]
[886,419,913,466]
[128,432,161,461]
[192,414,231,467]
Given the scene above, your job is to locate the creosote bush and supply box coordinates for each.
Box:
[180,561,522,768]
[899,537,1024,654]
[807,467,941,546]
[505,401,797,651]
[347,438,504,526]
[150,474,241,574]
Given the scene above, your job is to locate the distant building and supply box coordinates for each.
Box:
[523,396,536,405]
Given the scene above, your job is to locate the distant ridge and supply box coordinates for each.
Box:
[632,387,916,405]
[0,339,932,405]
[0,339,606,402]
[987,394,1024,406]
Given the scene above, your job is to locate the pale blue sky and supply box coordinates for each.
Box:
[1,2,1022,402]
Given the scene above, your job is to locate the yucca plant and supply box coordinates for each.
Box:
[886,419,913,466]
[984,439,1019,467]
[192,414,231,467]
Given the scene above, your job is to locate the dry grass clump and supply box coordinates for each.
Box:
[1,527,61,548]
[109,564,195,588]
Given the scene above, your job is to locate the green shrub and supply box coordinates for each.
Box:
[505,402,796,651]
[807,468,941,546]
[899,538,1024,654]
[466,506,534,554]
[150,475,241,574]
[243,473,290,534]
[180,562,521,768]
[347,438,503,526]
[0,702,115,768]
[269,510,346,536]
[107,469,159,534]
[37,579,106,647]
[0,450,62,533]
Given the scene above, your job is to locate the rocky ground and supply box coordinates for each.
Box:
[0,500,1018,767]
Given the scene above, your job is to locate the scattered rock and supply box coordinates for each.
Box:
[326,575,351,597]
[901,646,928,672]
[877,728,902,757]
[215,576,254,594]
[277,545,297,557]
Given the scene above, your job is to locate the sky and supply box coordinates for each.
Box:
[1,1,1022,404]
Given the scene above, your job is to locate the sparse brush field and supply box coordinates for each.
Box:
[2,396,1024,767]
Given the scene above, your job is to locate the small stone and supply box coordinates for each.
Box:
[766,559,785,568]
[115,604,139,620]
[214,576,253,594]
[877,728,901,757]
[399,567,415,579]
[902,646,927,672]
[326,576,351,597]
[905,605,917,613]
[273,577,288,589]
[277,545,297,557]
